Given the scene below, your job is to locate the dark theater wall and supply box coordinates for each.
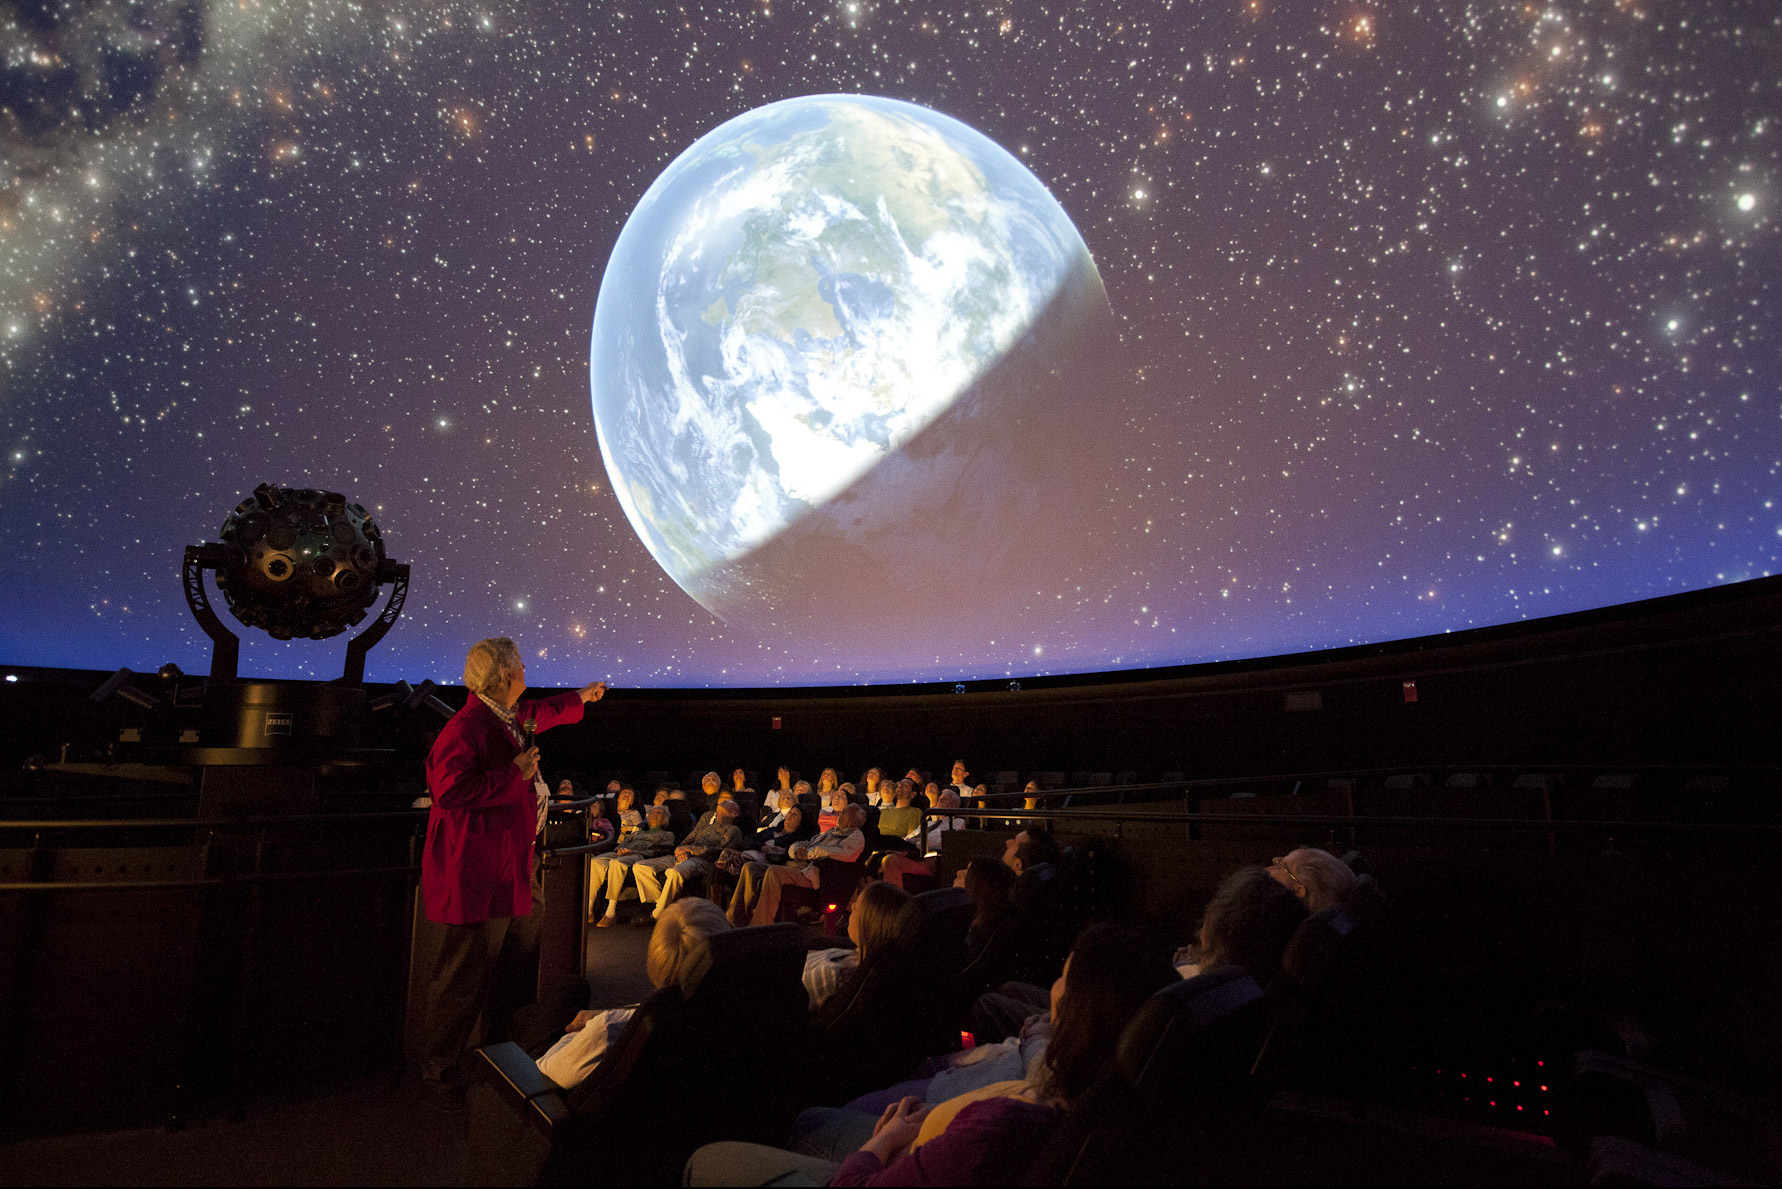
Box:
[3,575,1777,790]
[507,576,1782,786]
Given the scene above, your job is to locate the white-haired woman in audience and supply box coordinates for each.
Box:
[532,898,731,1090]
[1266,847,1358,914]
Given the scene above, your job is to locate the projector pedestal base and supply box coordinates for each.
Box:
[197,764,319,820]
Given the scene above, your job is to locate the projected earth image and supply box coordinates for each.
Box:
[591,94,1121,650]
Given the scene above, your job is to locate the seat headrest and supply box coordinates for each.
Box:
[678,921,801,997]
[914,885,970,916]
[1116,966,1265,1085]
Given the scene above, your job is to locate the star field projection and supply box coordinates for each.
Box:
[0,0,1778,686]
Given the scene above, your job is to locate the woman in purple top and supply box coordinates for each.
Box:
[686,922,1177,1186]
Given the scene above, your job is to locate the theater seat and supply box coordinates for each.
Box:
[775,856,865,924]
[1277,903,1378,1095]
[462,922,806,1187]
[1024,968,1280,1185]
[806,887,975,1104]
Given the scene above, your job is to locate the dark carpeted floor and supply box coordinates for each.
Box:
[0,914,657,1187]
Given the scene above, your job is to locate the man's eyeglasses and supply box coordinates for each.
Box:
[1270,856,1305,891]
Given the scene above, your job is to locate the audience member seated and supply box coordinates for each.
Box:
[582,795,616,849]
[662,789,697,838]
[729,804,867,927]
[633,799,745,922]
[612,786,643,841]
[861,767,888,807]
[686,922,1177,1186]
[1005,824,1060,888]
[533,898,732,1089]
[879,790,961,889]
[957,858,1020,990]
[875,785,925,841]
[770,787,806,828]
[691,770,724,813]
[729,803,813,867]
[816,782,851,832]
[1174,865,1309,985]
[944,760,973,800]
[1267,847,1358,913]
[730,766,755,802]
[589,805,676,926]
[817,767,842,799]
[803,881,913,1010]
[771,765,796,802]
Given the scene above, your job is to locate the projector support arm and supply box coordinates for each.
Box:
[183,544,241,682]
[340,562,410,686]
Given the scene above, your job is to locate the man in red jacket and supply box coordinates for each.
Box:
[418,636,606,1107]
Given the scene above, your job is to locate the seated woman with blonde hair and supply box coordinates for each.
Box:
[534,897,731,1089]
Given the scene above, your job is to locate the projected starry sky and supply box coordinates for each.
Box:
[1,0,1777,687]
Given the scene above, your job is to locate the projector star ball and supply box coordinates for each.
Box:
[591,94,1121,659]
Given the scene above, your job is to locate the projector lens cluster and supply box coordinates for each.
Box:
[216,484,385,640]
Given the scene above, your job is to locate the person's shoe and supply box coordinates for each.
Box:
[421,1077,467,1116]
[595,914,618,928]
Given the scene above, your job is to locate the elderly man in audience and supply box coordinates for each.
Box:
[690,770,723,812]
[1266,847,1358,914]
[758,786,798,831]
[730,803,867,926]
[589,804,676,927]
[633,798,744,921]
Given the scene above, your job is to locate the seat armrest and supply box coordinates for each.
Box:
[477,1041,560,1101]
